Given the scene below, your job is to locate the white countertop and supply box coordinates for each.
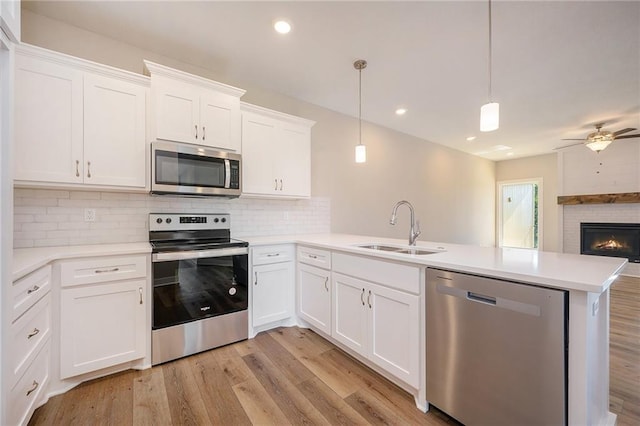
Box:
[246,233,627,293]
[13,242,151,281]
[13,234,626,293]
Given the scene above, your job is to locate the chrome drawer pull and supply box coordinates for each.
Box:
[308,254,318,259]
[75,160,80,177]
[279,179,283,191]
[254,272,258,286]
[27,328,40,339]
[361,288,365,306]
[87,161,91,178]
[95,267,119,274]
[324,277,329,291]
[195,125,198,139]
[367,290,372,308]
[202,126,206,140]
[139,287,143,305]
[27,285,40,294]
[26,380,39,397]
[266,253,280,257]
[274,179,278,190]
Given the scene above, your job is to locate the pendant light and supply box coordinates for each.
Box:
[354,59,367,163]
[480,0,499,132]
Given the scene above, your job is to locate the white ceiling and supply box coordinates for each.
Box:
[24,0,640,161]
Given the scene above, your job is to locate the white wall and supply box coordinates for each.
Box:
[19,10,496,247]
[496,153,559,252]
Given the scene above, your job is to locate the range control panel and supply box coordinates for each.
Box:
[149,213,230,231]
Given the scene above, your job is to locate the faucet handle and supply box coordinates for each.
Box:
[415,220,422,237]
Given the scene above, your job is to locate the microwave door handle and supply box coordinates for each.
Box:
[224,159,231,188]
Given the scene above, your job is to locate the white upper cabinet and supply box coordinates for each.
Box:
[14,44,149,189]
[241,103,314,199]
[0,0,21,42]
[144,61,245,152]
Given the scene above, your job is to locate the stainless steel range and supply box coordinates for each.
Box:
[149,213,248,365]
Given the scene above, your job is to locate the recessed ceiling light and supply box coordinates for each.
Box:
[395,108,407,116]
[506,152,514,156]
[466,136,476,141]
[493,145,512,151]
[274,20,291,34]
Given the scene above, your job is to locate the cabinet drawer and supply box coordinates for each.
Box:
[12,265,52,321]
[60,255,147,287]
[297,246,331,269]
[252,245,294,265]
[9,342,50,426]
[332,253,420,294]
[10,294,51,389]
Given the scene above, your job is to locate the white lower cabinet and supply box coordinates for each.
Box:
[251,245,295,328]
[332,271,420,389]
[9,343,50,426]
[297,263,331,335]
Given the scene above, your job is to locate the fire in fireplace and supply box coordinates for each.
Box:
[581,223,640,263]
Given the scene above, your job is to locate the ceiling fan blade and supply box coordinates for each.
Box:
[613,127,637,137]
[614,133,640,140]
[554,142,584,150]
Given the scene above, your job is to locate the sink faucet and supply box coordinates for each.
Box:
[389,200,421,246]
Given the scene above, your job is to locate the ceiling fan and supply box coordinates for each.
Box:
[556,123,640,152]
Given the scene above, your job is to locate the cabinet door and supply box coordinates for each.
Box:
[277,122,311,197]
[153,78,199,144]
[332,273,367,356]
[368,282,420,388]
[84,73,147,187]
[200,91,240,152]
[298,263,331,334]
[14,54,83,184]
[60,279,146,379]
[252,262,293,327]
[241,112,277,195]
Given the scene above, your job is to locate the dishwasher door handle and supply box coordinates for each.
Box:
[467,291,497,305]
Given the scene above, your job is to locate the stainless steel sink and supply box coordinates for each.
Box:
[355,244,439,256]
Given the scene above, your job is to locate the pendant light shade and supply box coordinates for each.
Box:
[480,0,499,132]
[480,102,499,132]
[354,59,367,163]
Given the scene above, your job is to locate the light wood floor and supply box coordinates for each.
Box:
[30,274,640,426]
[609,275,640,426]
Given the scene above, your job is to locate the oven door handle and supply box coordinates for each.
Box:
[152,247,248,262]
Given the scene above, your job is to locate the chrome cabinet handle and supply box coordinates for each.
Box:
[360,288,365,306]
[279,179,283,191]
[266,253,280,257]
[27,328,40,339]
[324,277,329,291]
[202,126,205,140]
[274,179,278,190]
[26,380,39,397]
[87,161,91,178]
[308,254,318,259]
[254,271,258,285]
[95,267,119,274]
[139,287,143,305]
[195,125,198,139]
[27,285,40,294]
[75,160,80,177]
[367,290,372,308]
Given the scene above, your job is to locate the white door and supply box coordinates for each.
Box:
[154,78,199,144]
[241,112,277,195]
[298,263,331,334]
[252,262,293,327]
[0,0,21,42]
[14,55,83,183]
[60,279,146,379]
[368,282,420,388]
[332,273,367,356]
[83,73,147,188]
[277,123,311,197]
[199,91,240,152]
[498,180,541,249]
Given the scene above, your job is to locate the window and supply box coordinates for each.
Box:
[497,179,542,249]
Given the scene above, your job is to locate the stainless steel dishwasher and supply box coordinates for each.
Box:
[426,268,567,426]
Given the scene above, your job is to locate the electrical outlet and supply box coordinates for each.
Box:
[84,208,96,222]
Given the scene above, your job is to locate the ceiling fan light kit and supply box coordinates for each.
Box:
[480,0,499,133]
[557,124,639,152]
[354,59,367,163]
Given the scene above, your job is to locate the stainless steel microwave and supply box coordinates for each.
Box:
[151,141,241,197]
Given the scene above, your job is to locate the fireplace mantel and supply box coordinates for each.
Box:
[557,192,640,205]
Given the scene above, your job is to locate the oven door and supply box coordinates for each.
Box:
[151,141,241,197]
[151,247,248,330]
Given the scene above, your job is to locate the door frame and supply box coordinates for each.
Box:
[496,178,543,250]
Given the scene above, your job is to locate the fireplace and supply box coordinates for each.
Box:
[581,223,640,263]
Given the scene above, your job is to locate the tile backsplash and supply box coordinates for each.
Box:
[14,189,330,248]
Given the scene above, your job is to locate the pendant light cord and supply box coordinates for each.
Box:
[488,0,493,102]
[358,67,362,145]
